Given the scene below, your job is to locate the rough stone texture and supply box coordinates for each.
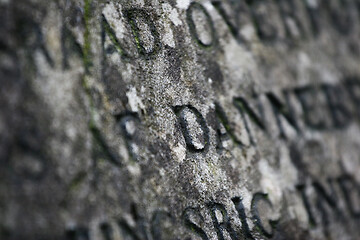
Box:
[1,0,360,239]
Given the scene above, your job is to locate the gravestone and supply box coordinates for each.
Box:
[1,0,360,239]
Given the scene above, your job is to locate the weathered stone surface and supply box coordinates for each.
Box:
[1,0,360,239]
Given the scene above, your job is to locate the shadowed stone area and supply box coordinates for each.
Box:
[1,0,360,239]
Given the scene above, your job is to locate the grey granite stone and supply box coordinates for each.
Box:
[1,0,360,239]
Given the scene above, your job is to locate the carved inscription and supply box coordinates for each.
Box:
[102,8,161,59]
[5,0,360,239]
[170,80,360,154]
[66,172,360,239]
[174,105,210,152]
[99,0,360,59]
[186,2,216,48]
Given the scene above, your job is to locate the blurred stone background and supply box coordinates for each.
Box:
[1,0,360,239]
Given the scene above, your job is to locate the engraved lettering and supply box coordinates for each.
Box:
[182,207,209,240]
[215,103,245,150]
[100,222,114,240]
[276,0,307,40]
[327,0,356,35]
[207,202,238,240]
[124,8,162,59]
[232,197,255,240]
[91,125,123,167]
[66,227,90,240]
[102,14,131,59]
[294,86,330,130]
[251,193,278,238]
[322,84,352,129]
[117,219,142,240]
[245,0,284,42]
[116,112,143,162]
[61,15,84,69]
[18,20,54,68]
[186,2,216,48]
[266,91,300,138]
[211,0,245,43]
[337,175,360,219]
[297,184,317,227]
[174,105,210,152]
[345,78,360,119]
[313,180,344,227]
[303,0,327,36]
[233,96,266,145]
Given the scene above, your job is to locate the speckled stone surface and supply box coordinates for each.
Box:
[1,0,360,239]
